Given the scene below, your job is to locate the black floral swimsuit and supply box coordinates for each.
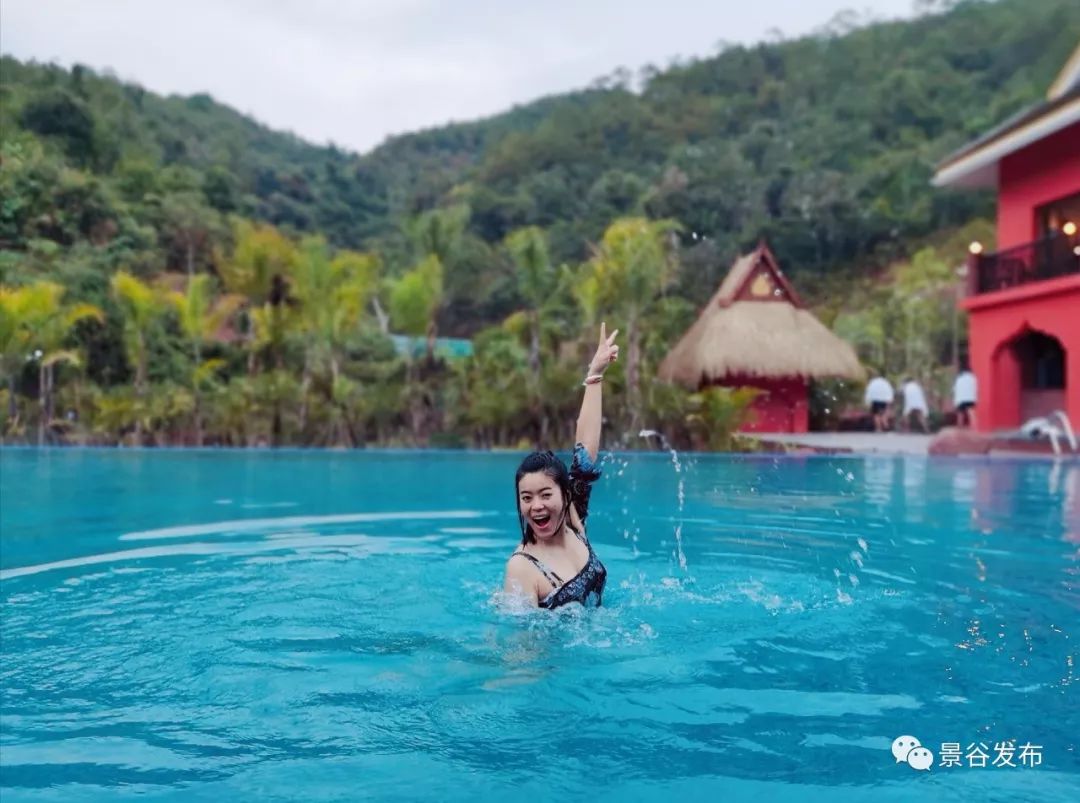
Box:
[514,444,607,609]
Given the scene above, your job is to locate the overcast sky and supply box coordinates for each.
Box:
[2,0,918,154]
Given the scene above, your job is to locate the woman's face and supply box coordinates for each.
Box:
[518,470,566,541]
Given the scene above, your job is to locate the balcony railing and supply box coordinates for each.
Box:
[971,231,1080,295]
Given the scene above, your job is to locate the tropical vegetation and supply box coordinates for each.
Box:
[1,0,1076,446]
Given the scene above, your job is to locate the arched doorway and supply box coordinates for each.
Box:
[993,329,1067,424]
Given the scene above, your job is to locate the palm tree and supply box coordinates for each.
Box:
[389,255,443,443]
[169,274,244,445]
[405,204,468,266]
[291,237,380,441]
[457,326,529,447]
[0,282,102,444]
[389,255,443,350]
[402,205,466,359]
[578,217,680,429]
[505,226,566,442]
[505,227,557,375]
[217,220,299,375]
[0,286,29,433]
[110,271,173,443]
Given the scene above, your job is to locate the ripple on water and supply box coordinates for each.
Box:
[1,453,1077,800]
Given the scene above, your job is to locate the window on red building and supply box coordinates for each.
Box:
[1037,192,1080,238]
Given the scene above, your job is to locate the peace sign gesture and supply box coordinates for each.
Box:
[587,321,620,377]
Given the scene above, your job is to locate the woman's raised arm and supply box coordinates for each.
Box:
[575,322,619,462]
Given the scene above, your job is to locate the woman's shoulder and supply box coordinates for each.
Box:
[506,548,542,573]
[503,549,541,603]
[505,549,536,582]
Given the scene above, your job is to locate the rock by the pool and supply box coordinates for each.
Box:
[928,427,992,456]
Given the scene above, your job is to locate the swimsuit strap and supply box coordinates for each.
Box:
[513,551,564,588]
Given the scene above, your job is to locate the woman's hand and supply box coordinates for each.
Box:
[588,321,620,376]
[578,321,617,458]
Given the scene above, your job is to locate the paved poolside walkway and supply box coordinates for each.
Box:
[752,432,933,455]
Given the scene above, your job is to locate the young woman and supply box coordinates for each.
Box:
[503,323,619,609]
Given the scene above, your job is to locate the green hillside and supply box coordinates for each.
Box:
[5,1,1077,265]
[1,0,1077,447]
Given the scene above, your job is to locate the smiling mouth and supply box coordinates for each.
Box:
[531,514,552,529]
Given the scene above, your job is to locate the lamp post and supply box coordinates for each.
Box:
[952,263,968,373]
[29,348,44,446]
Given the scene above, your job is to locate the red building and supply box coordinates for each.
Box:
[934,44,1080,431]
[658,243,863,433]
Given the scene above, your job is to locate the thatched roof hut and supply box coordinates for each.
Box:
[659,243,863,387]
[658,243,863,433]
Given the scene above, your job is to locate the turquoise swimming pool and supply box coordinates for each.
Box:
[0,450,1077,801]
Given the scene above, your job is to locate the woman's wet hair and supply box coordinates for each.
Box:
[515,450,572,544]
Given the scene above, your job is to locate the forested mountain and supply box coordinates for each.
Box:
[1,0,1077,447]
[5,0,1077,287]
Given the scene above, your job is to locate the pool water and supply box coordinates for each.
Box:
[1,449,1077,802]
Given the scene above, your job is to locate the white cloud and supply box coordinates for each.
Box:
[0,0,916,153]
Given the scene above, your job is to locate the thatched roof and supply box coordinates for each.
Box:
[658,244,864,387]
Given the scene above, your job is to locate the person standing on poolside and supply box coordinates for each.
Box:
[503,322,619,609]
[864,374,895,432]
[901,377,929,433]
[953,361,978,429]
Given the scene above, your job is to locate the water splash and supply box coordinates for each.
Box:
[639,430,688,572]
